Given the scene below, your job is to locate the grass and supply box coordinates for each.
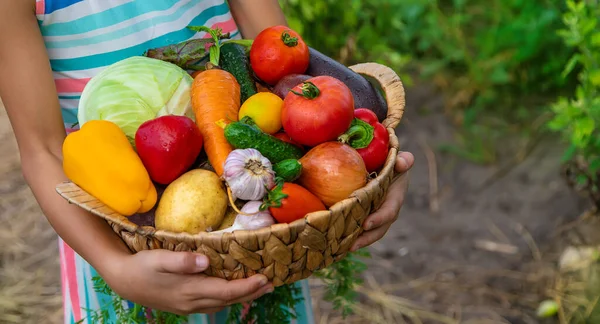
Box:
[545,211,600,324]
[308,261,553,324]
[551,245,600,323]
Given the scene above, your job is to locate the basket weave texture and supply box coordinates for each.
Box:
[55,62,405,287]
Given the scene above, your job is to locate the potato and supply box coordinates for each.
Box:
[155,169,228,234]
[216,208,237,231]
[215,198,246,231]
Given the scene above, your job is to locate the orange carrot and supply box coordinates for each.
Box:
[191,68,241,176]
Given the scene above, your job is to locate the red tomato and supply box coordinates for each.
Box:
[266,182,326,224]
[273,131,304,150]
[250,26,309,85]
[282,76,355,147]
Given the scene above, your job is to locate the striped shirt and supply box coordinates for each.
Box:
[35,1,315,323]
[36,0,240,132]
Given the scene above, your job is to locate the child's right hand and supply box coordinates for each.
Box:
[102,249,274,315]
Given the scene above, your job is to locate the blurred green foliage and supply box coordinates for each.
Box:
[547,0,600,207]
[280,0,412,74]
[279,0,579,163]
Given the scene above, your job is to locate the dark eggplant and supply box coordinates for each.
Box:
[272,74,312,99]
[306,47,388,122]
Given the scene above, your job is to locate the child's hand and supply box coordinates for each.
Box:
[351,151,414,251]
[104,249,274,315]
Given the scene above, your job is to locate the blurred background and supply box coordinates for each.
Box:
[1,0,599,322]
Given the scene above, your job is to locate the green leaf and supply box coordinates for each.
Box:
[222,39,254,47]
[187,25,224,66]
[229,284,303,324]
[187,25,223,40]
[209,45,220,66]
[82,276,189,323]
[589,157,600,174]
[591,32,600,47]
[562,54,581,78]
[590,69,600,87]
[572,116,595,147]
[313,249,371,318]
[547,115,569,131]
[577,174,589,186]
[562,143,578,163]
[490,67,511,84]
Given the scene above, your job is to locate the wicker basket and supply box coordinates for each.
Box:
[55,62,405,287]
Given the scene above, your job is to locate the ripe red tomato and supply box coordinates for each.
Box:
[281,76,355,147]
[250,26,309,85]
[265,182,326,224]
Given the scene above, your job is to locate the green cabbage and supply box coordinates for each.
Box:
[78,56,195,146]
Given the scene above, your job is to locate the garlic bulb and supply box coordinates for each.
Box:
[222,149,276,200]
[212,201,275,233]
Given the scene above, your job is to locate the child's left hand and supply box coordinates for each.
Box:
[351,151,414,251]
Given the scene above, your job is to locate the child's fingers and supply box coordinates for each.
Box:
[146,250,210,274]
[201,274,270,304]
[351,222,393,252]
[225,282,274,305]
[396,151,415,173]
[188,282,274,312]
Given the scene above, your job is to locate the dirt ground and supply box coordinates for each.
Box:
[0,81,592,323]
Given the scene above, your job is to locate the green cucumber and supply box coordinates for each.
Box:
[273,159,302,182]
[219,43,257,103]
[224,117,304,164]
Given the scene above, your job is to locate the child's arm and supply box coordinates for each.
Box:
[228,0,289,39]
[0,1,132,276]
[0,1,272,315]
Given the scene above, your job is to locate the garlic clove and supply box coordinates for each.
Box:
[222,149,276,201]
[211,201,275,234]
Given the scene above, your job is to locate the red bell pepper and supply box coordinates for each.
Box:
[338,108,390,172]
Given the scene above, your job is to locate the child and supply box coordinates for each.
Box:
[0,0,414,323]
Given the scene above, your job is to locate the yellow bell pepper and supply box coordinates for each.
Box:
[62,120,157,216]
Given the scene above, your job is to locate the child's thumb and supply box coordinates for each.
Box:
[150,250,210,274]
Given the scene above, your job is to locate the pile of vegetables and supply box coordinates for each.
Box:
[62,25,391,323]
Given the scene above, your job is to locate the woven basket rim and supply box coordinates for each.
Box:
[55,61,406,245]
